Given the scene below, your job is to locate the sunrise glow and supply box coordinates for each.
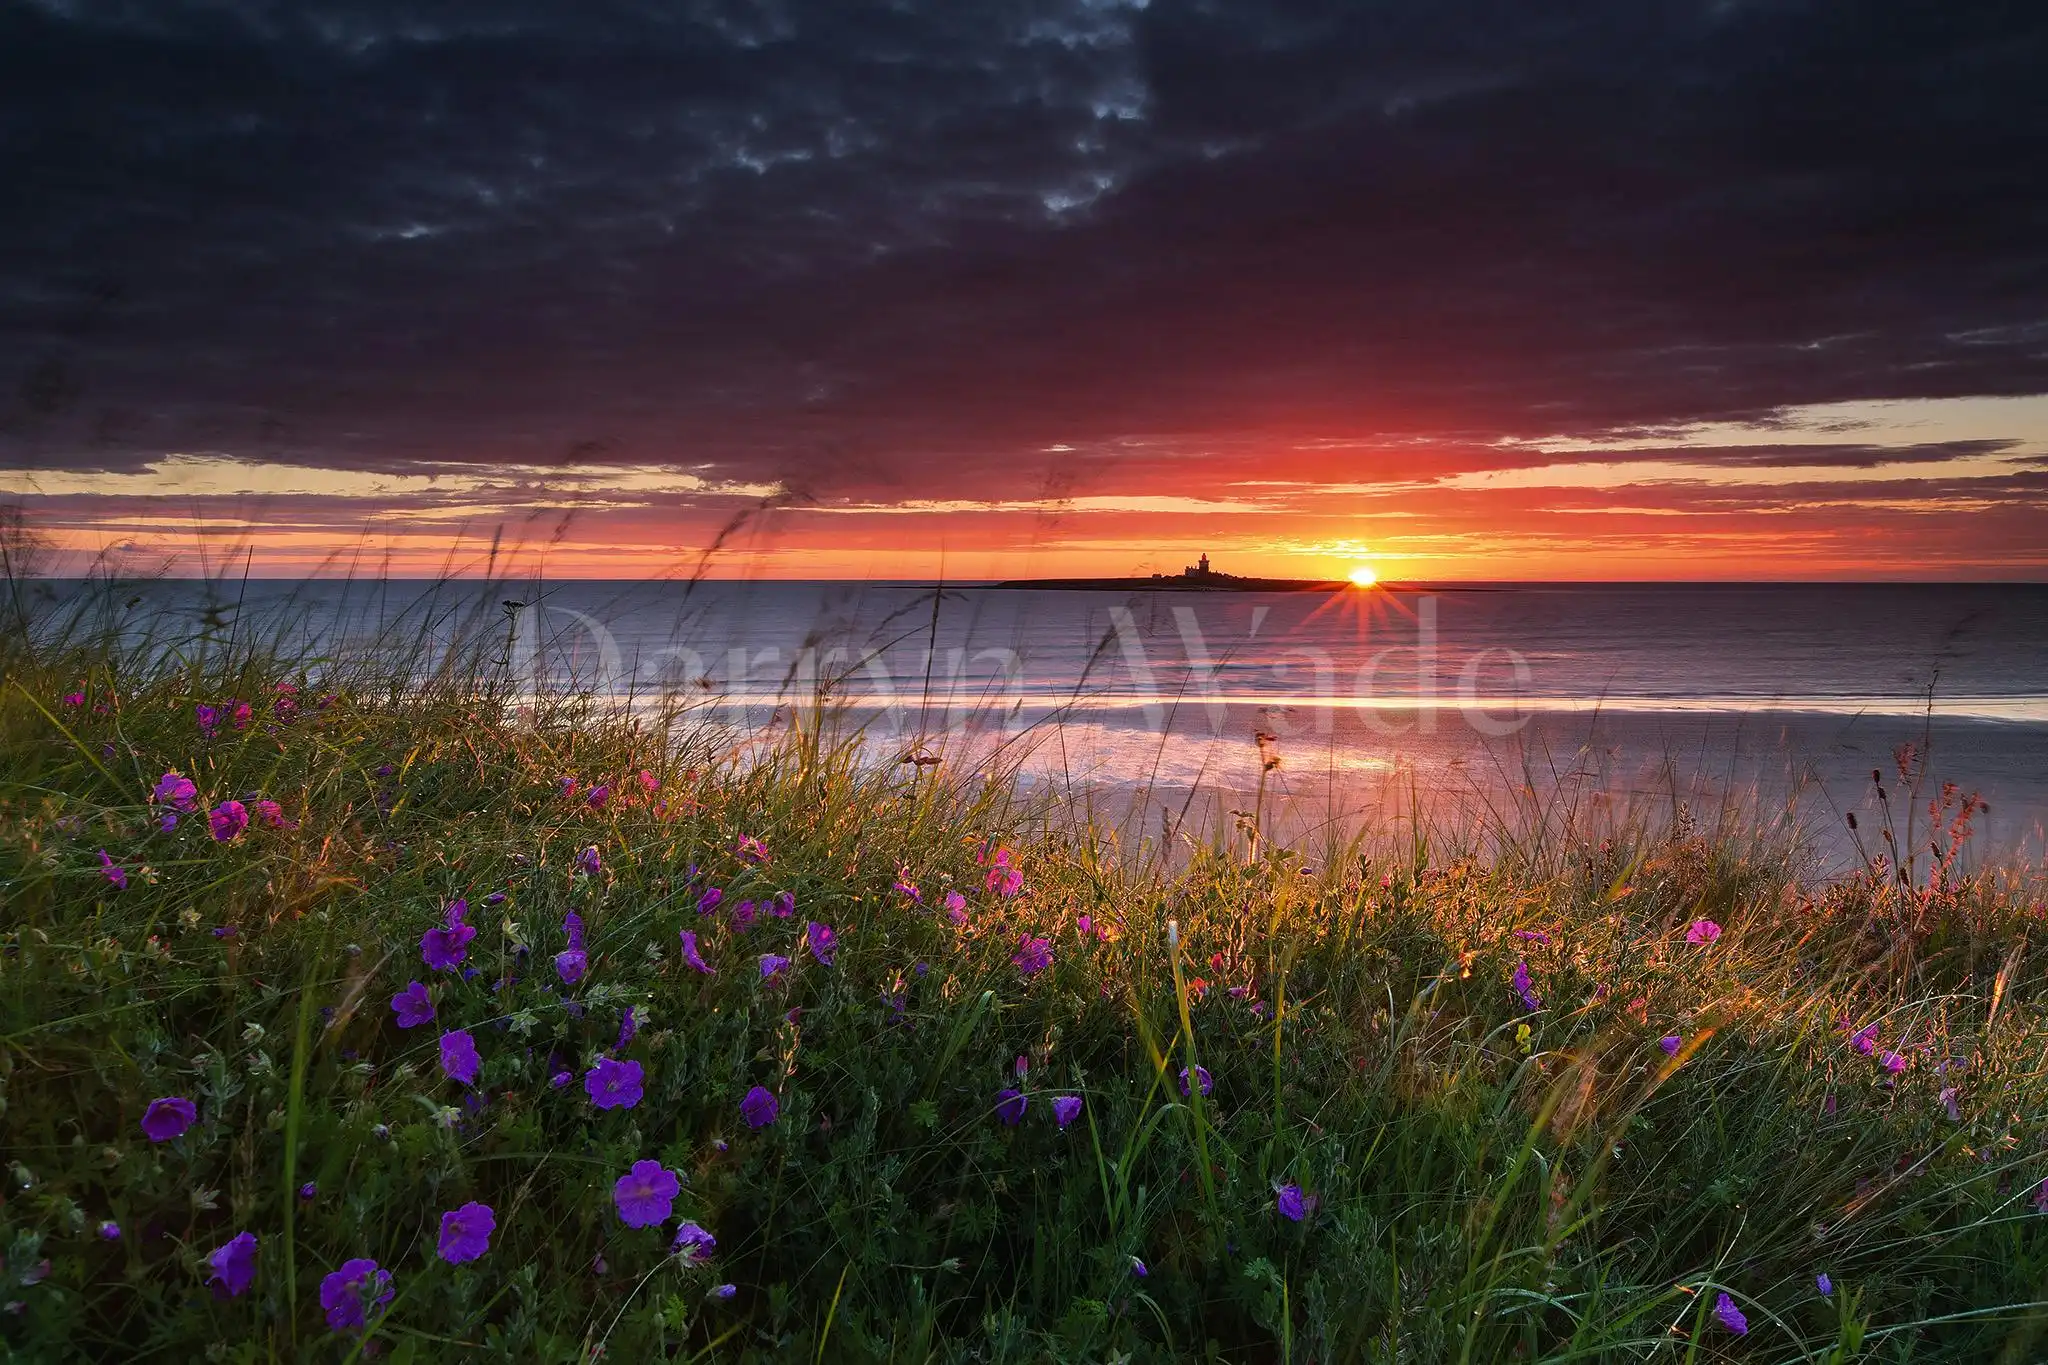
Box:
[1348,564,1378,588]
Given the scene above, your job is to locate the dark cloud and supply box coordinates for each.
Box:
[2,0,2046,504]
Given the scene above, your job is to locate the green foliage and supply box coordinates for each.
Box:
[0,589,2046,1362]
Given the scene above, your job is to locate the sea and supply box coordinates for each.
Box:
[37,578,2048,868]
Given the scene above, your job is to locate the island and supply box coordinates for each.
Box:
[983,552,1353,592]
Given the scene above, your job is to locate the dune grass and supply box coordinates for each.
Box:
[2,579,2048,1363]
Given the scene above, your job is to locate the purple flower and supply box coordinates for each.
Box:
[710,1282,737,1300]
[97,1220,121,1241]
[437,1201,496,1263]
[696,886,724,915]
[550,1069,572,1089]
[1511,960,1540,1011]
[390,981,434,1029]
[618,1005,642,1049]
[153,771,198,810]
[319,1258,393,1332]
[1129,1256,1148,1278]
[440,1029,481,1086]
[614,1160,679,1227]
[208,800,249,842]
[943,891,968,924]
[421,902,476,971]
[159,812,179,833]
[195,704,219,736]
[141,1096,196,1142]
[735,834,769,864]
[1816,1273,1833,1297]
[730,900,758,931]
[1512,928,1553,945]
[299,1181,318,1201]
[1849,1023,1879,1056]
[1685,919,1723,945]
[1179,1065,1213,1098]
[1275,1183,1315,1222]
[1879,1049,1907,1075]
[586,1057,645,1110]
[1712,1291,1747,1335]
[205,1232,258,1298]
[251,799,286,828]
[741,1085,779,1129]
[679,930,713,974]
[1941,1086,1962,1121]
[995,1088,1027,1125]
[1012,935,1053,976]
[586,784,610,809]
[555,948,587,985]
[894,875,922,903]
[770,891,795,918]
[62,690,85,707]
[2034,1178,2048,1214]
[805,921,838,966]
[1659,1035,1682,1057]
[97,850,126,890]
[228,699,251,729]
[575,845,601,875]
[758,953,791,979]
[672,1222,716,1263]
[1052,1094,1084,1129]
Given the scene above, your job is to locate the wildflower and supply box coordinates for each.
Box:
[439,1030,481,1086]
[62,690,85,707]
[741,1085,779,1128]
[1076,914,1093,936]
[1129,1256,1148,1278]
[1511,960,1540,1011]
[141,1096,197,1142]
[1659,1035,1682,1057]
[97,850,126,890]
[730,901,757,931]
[437,1202,495,1263]
[251,799,286,828]
[319,1258,393,1332]
[770,891,795,917]
[586,1058,645,1111]
[159,813,178,833]
[988,865,1024,896]
[212,925,236,939]
[617,1005,644,1050]
[299,1181,317,1201]
[944,891,968,925]
[1941,1086,1962,1121]
[710,1283,737,1300]
[97,1220,121,1241]
[1512,928,1553,945]
[1179,1065,1213,1098]
[208,800,249,842]
[575,845,602,875]
[758,953,791,979]
[696,886,724,915]
[1849,1023,1879,1056]
[390,981,434,1029]
[735,834,768,864]
[1712,1291,1747,1335]
[1816,1273,1833,1297]
[894,875,921,903]
[672,1222,717,1263]
[995,1088,1028,1125]
[153,771,198,810]
[586,784,610,809]
[2033,1178,2048,1214]
[639,769,658,793]
[1052,1095,1084,1128]
[1684,919,1723,945]
[228,700,251,729]
[555,945,587,986]
[805,921,838,966]
[1012,935,1053,976]
[1275,1183,1315,1222]
[550,1070,571,1089]
[1879,1050,1907,1075]
[421,901,476,971]
[195,704,219,737]
[205,1232,258,1298]
[679,930,713,974]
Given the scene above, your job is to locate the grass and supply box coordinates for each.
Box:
[2,574,2047,1363]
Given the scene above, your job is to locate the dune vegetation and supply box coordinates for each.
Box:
[1,575,2045,1363]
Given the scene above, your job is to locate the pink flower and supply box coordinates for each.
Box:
[1849,1023,1879,1055]
[638,770,658,793]
[735,835,769,864]
[62,690,85,707]
[97,850,127,890]
[1012,935,1052,976]
[586,784,610,808]
[208,800,249,842]
[152,771,198,810]
[251,799,286,828]
[1684,919,1722,945]
[944,891,968,925]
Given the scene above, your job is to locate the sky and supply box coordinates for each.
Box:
[2,0,2046,580]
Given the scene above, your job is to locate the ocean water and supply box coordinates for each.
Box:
[40,578,2048,863]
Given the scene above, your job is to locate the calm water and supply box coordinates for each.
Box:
[41,578,2048,862]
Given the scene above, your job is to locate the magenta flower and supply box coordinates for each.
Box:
[251,799,286,828]
[1659,1035,1682,1057]
[1052,1095,1083,1129]
[731,900,758,931]
[208,800,249,842]
[319,1258,393,1332]
[679,929,713,974]
[741,1085,779,1129]
[97,850,127,890]
[421,901,476,971]
[1879,1049,1907,1075]
[1511,960,1540,1011]
[437,1202,495,1263]
[758,953,791,979]
[1275,1183,1315,1222]
[586,1057,644,1110]
[228,699,252,729]
[638,769,658,793]
[195,704,219,736]
[153,771,198,809]
[1849,1023,1879,1056]
[995,1088,1027,1125]
[735,834,769,864]
[805,921,838,966]
[944,891,968,925]
[1685,919,1723,945]
[1512,928,1553,945]
[390,981,434,1029]
[62,689,85,707]
[440,1029,481,1086]
[586,784,610,808]
[159,812,179,833]
[697,886,723,914]
[894,875,921,903]
[205,1231,258,1298]
[1012,935,1053,976]
[575,845,601,875]
[770,890,795,918]
[672,1222,716,1263]
[614,1160,679,1227]
[141,1096,197,1142]
[1179,1065,1213,1098]
[1712,1291,1747,1335]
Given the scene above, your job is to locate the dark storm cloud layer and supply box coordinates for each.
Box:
[3,0,2047,503]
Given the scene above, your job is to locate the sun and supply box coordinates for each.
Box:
[1348,563,1378,587]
